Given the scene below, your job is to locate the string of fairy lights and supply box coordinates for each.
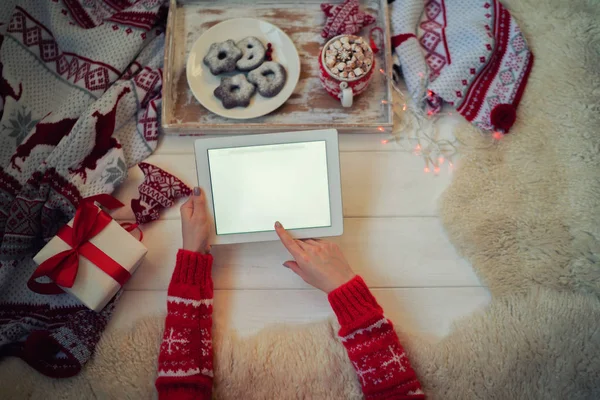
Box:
[374,65,500,175]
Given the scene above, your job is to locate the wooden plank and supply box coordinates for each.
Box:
[111,151,452,221]
[154,113,463,154]
[124,217,482,291]
[109,287,491,338]
[339,152,452,217]
[154,133,395,154]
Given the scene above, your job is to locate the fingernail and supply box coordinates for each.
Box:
[194,187,201,196]
[282,263,289,268]
[275,221,282,228]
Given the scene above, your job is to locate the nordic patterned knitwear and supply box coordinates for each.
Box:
[389,0,533,133]
[156,252,425,400]
[0,0,166,377]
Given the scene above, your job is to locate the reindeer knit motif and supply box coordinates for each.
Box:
[0,0,166,378]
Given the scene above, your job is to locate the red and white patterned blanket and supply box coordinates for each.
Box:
[389,0,534,133]
[0,0,165,378]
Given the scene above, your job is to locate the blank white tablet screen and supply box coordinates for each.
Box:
[208,141,331,235]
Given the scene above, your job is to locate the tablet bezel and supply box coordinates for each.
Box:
[194,129,343,244]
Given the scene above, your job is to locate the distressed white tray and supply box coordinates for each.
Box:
[162,0,394,135]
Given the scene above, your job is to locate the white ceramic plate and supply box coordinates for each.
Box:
[186,18,300,120]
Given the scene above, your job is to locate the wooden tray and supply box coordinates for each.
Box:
[162,0,394,135]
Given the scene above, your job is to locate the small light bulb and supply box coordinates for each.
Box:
[381,99,389,104]
[377,126,385,132]
[381,139,389,144]
[434,167,441,174]
[424,167,430,173]
[379,68,385,75]
[416,144,421,150]
[493,131,504,140]
[438,156,445,164]
[402,104,407,111]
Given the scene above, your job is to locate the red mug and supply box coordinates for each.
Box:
[319,34,375,107]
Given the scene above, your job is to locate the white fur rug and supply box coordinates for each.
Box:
[2,0,599,398]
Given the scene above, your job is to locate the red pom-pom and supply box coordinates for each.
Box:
[490,104,516,133]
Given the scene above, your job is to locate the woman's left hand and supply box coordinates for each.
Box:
[180,187,211,254]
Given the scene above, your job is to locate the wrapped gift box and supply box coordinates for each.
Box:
[33,204,147,312]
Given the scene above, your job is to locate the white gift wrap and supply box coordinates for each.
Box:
[33,210,147,312]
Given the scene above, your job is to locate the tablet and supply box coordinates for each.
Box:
[194,129,343,244]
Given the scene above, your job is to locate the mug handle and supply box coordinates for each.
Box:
[339,82,353,108]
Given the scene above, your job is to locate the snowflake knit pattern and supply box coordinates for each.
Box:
[389,0,534,132]
[320,0,376,40]
[329,276,424,399]
[156,250,215,400]
[156,256,425,399]
[131,162,192,226]
[0,0,166,378]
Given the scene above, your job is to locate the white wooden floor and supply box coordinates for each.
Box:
[107,117,491,339]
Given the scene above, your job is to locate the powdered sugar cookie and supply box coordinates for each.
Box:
[247,61,287,98]
[203,40,243,75]
[213,74,256,109]
[236,37,266,71]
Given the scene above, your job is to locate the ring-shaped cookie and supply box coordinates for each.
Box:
[236,37,266,71]
[247,61,287,98]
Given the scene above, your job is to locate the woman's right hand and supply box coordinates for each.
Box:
[274,221,356,293]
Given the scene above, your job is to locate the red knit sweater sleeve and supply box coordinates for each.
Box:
[155,249,214,400]
[328,276,425,400]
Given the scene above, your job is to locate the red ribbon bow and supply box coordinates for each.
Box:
[28,194,131,295]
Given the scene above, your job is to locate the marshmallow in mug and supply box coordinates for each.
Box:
[324,35,373,80]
